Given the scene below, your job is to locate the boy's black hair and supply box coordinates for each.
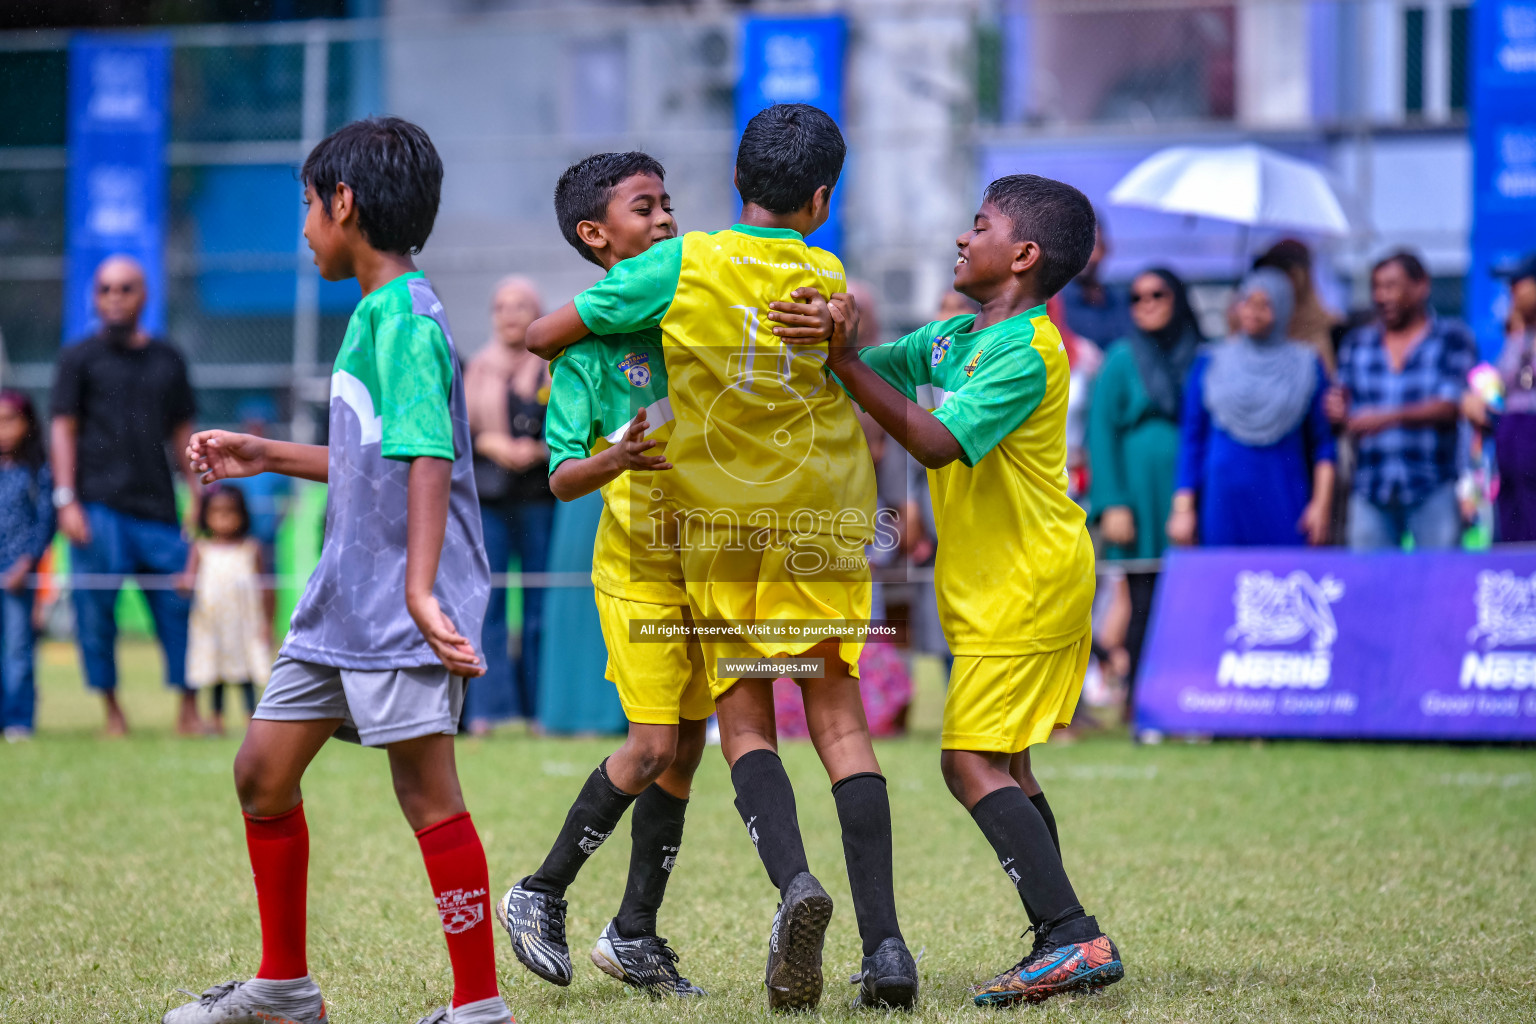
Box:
[735,103,845,215]
[983,174,1097,298]
[0,389,45,471]
[198,483,252,540]
[301,116,442,256]
[1372,248,1429,284]
[553,151,667,267]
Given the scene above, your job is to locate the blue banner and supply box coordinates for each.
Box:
[1136,549,1536,742]
[1469,2,1536,358]
[736,15,846,255]
[64,35,170,344]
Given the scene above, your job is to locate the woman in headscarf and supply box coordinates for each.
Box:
[1168,267,1336,547]
[464,275,553,734]
[1253,238,1342,375]
[1087,267,1203,694]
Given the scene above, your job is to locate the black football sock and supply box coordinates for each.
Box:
[613,783,689,938]
[526,759,636,897]
[832,772,904,955]
[970,787,1091,939]
[240,681,257,715]
[731,749,810,893]
[1029,791,1061,858]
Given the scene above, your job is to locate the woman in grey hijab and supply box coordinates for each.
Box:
[1166,268,1337,547]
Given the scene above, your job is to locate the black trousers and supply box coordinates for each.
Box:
[1123,571,1159,706]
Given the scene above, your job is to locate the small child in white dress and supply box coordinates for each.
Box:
[183,485,272,734]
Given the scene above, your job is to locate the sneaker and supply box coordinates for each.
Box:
[850,936,919,1009]
[764,871,834,1012]
[590,919,706,997]
[495,879,572,986]
[4,726,31,743]
[161,979,325,1024]
[972,923,1123,1007]
[414,997,514,1024]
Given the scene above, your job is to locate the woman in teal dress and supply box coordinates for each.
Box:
[1087,267,1203,692]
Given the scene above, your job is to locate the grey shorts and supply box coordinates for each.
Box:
[253,656,465,747]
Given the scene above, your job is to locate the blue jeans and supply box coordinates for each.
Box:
[1347,482,1461,552]
[469,500,553,724]
[0,589,35,730]
[70,503,191,692]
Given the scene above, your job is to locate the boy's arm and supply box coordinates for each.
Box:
[404,456,484,677]
[187,430,328,484]
[822,299,964,468]
[526,302,592,361]
[549,408,671,502]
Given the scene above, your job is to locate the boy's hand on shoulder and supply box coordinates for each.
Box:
[606,409,672,473]
[407,593,486,677]
[767,286,836,343]
[188,430,268,484]
[823,292,861,369]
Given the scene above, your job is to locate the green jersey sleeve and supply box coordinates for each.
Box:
[545,353,599,474]
[858,319,950,400]
[375,312,456,461]
[934,331,1048,468]
[573,237,684,336]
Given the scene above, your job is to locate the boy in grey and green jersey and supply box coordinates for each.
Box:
[169,118,512,1024]
[281,270,489,685]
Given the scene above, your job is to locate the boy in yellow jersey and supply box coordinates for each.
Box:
[526,105,917,1013]
[497,152,833,998]
[822,174,1124,1007]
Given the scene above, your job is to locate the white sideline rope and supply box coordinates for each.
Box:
[23,559,1166,591]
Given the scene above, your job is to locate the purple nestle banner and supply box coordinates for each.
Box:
[1136,549,1536,742]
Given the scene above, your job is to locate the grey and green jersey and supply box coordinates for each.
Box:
[545,332,684,604]
[282,272,491,669]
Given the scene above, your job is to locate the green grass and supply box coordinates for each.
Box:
[3,641,1534,1024]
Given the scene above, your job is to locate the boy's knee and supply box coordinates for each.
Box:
[628,735,679,782]
[233,750,293,817]
[939,749,976,803]
[671,720,708,776]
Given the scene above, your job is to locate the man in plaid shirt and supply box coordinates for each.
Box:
[1326,251,1476,550]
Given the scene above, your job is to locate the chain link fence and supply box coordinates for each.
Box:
[0,1,1472,434]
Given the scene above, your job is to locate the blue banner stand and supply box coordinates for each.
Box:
[64,34,170,344]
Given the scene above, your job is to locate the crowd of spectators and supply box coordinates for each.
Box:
[5,241,1534,738]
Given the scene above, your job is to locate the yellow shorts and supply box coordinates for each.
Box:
[594,591,714,725]
[678,527,871,699]
[940,628,1091,753]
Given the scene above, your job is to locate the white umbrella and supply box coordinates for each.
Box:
[1108,144,1351,236]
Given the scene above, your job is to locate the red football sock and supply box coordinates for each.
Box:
[245,802,309,981]
[416,811,500,1007]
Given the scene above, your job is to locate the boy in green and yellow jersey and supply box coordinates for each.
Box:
[496,152,834,1001]
[526,106,918,1013]
[824,174,1124,1008]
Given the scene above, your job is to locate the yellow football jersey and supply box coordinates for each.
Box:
[574,225,877,548]
[861,309,1096,655]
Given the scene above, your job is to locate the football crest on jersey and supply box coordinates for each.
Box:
[964,348,984,377]
[619,352,651,387]
[930,336,952,367]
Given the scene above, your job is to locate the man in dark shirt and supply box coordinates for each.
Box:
[1326,250,1475,551]
[50,255,203,736]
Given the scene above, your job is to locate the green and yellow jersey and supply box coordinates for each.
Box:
[545,331,686,605]
[572,225,876,545]
[860,308,1095,655]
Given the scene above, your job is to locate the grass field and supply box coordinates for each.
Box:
[3,640,1534,1024]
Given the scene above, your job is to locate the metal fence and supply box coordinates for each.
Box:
[0,0,1472,438]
